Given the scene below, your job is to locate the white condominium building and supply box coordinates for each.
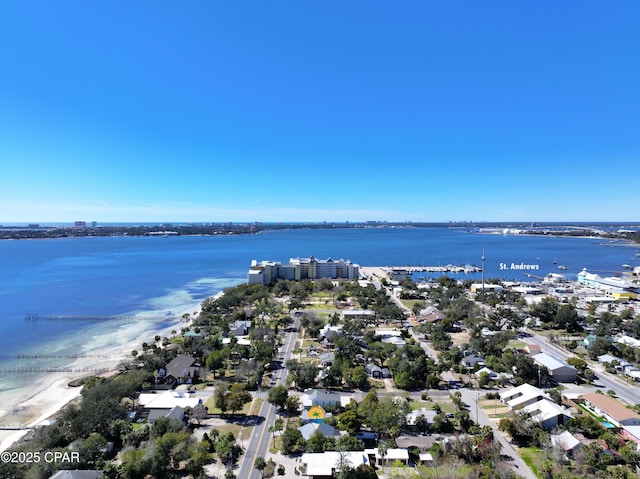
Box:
[247,256,359,285]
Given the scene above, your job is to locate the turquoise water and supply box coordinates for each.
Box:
[0,228,638,406]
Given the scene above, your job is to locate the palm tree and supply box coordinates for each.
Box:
[254,456,267,478]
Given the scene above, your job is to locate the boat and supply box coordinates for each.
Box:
[557,265,567,270]
[622,264,632,269]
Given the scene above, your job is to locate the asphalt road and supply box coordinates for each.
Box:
[236,317,299,479]
[524,330,639,405]
[458,388,537,479]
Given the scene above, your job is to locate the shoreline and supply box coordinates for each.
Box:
[0,299,205,452]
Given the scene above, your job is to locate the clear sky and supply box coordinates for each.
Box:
[1,2,638,224]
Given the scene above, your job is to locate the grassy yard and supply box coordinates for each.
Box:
[518,446,544,478]
[409,400,434,410]
[505,339,526,350]
[400,299,425,311]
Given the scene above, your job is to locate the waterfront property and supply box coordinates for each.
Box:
[577,268,638,301]
[247,256,360,285]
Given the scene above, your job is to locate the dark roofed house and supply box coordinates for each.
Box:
[420,309,445,323]
[461,354,485,370]
[162,355,200,386]
[365,363,391,379]
[148,405,185,425]
[319,352,335,367]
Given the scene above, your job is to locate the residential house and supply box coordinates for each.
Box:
[229,320,252,336]
[406,408,438,428]
[499,384,551,410]
[148,405,185,425]
[580,393,640,428]
[461,354,485,370]
[551,430,582,458]
[300,451,370,479]
[597,354,631,371]
[365,362,391,379]
[319,352,335,367]
[521,398,572,429]
[138,390,202,412]
[298,422,342,441]
[418,309,445,323]
[524,344,542,356]
[300,389,354,410]
[160,355,200,386]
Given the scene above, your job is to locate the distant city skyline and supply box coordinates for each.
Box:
[1,2,638,223]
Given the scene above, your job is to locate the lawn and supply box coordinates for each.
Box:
[518,446,544,478]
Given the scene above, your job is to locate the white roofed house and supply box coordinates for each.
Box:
[300,451,370,479]
[365,447,410,467]
[551,430,582,458]
[138,390,202,424]
[499,384,551,410]
[300,389,354,410]
[522,398,573,429]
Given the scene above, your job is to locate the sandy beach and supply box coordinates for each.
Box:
[0,300,204,452]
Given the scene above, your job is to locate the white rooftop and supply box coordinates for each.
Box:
[301,451,369,477]
[522,398,572,423]
[533,352,576,372]
[139,390,202,409]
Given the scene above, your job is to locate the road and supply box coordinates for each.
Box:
[458,388,537,479]
[236,317,299,479]
[524,330,639,405]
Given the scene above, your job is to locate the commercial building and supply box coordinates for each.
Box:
[247,256,359,285]
[577,268,638,300]
[532,352,577,383]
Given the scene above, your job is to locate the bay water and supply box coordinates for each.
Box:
[1,227,638,416]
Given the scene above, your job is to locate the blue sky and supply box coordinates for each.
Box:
[1,2,638,223]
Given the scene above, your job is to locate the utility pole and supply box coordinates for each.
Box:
[481,247,486,293]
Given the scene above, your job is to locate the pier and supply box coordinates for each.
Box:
[25,314,180,322]
[387,265,482,274]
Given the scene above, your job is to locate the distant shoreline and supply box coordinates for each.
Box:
[2,222,639,243]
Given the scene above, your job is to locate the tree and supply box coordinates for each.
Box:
[369,397,408,439]
[346,463,378,479]
[343,366,369,389]
[281,426,306,455]
[215,383,229,415]
[269,417,284,440]
[226,384,252,414]
[187,403,209,425]
[530,297,559,325]
[254,456,267,478]
[338,408,362,435]
[268,385,289,411]
[206,349,227,378]
[307,429,333,453]
[554,303,581,332]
